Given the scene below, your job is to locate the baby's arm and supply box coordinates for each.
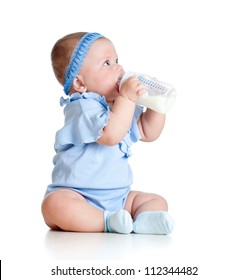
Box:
[97,96,135,145]
[97,77,146,146]
[138,109,166,142]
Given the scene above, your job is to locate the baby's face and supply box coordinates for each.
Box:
[80,38,124,103]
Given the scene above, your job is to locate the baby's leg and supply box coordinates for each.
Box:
[42,189,133,233]
[125,191,174,234]
[41,189,104,232]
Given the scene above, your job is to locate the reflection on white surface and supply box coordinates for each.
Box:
[44,230,173,260]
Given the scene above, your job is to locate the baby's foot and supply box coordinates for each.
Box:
[133,211,175,235]
[104,209,133,234]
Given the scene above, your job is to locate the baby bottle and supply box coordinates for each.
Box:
[119,71,176,114]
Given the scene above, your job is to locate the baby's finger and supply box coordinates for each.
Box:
[121,76,138,89]
[136,83,147,96]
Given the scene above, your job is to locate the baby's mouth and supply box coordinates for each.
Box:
[116,82,120,93]
[117,74,124,92]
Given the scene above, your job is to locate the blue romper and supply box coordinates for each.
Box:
[46,92,143,211]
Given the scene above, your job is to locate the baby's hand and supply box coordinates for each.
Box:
[120,76,147,102]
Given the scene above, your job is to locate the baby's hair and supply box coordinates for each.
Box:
[51,32,87,85]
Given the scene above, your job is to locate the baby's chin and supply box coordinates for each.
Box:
[104,91,119,104]
[110,87,120,97]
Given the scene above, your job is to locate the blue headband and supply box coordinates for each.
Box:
[63,32,104,95]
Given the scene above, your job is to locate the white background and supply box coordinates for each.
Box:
[0,0,248,279]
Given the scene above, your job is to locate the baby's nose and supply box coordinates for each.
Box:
[116,64,124,75]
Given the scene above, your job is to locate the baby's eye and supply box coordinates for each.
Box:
[116,58,118,64]
[103,60,110,66]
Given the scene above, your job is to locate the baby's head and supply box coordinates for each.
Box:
[51,32,86,90]
[51,32,124,102]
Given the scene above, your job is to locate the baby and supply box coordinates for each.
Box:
[41,32,174,234]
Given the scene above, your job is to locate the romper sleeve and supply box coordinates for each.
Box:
[54,93,110,152]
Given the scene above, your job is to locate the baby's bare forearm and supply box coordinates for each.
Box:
[138,109,166,142]
[97,96,135,145]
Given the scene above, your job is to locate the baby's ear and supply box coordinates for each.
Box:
[72,75,87,93]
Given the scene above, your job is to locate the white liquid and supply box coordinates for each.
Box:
[136,94,176,114]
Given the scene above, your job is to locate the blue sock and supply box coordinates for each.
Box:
[133,211,175,235]
[104,209,133,234]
